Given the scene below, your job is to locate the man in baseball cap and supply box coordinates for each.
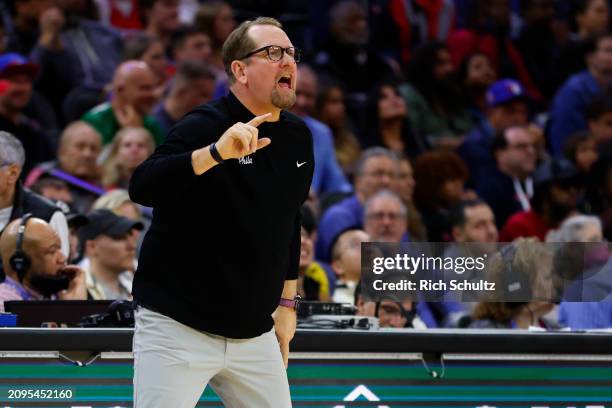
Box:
[0,53,52,176]
[459,78,530,186]
[0,53,39,79]
[79,209,143,300]
[485,78,528,108]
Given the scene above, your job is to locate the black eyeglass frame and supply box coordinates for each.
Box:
[239,45,301,62]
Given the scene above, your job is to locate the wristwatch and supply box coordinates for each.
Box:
[279,295,302,311]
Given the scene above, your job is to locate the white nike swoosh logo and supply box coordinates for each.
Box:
[296,161,307,168]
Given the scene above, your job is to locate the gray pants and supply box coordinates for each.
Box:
[133,307,292,408]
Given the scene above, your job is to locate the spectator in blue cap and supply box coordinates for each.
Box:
[0,53,53,176]
[458,78,529,187]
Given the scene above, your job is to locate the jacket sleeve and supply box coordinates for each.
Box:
[128,110,222,207]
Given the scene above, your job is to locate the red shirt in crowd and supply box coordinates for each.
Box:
[499,209,551,242]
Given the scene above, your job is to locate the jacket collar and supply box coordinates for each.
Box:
[9,181,25,221]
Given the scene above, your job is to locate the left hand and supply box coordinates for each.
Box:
[57,265,87,300]
[273,306,296,368]
[115,103,143,128]
[38,7,65,49]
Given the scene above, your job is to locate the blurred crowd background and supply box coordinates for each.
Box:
[1,0,612,331]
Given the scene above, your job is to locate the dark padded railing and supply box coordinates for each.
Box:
[1,328,611,354]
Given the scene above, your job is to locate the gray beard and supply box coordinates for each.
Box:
[271,88,296,110]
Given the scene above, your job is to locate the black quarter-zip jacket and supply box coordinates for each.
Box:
[129,92,314,339]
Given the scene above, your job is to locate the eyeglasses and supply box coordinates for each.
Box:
[240,45,301,62]
[363,170,397,179]
[508,142,535,152]
[366,211,406,221]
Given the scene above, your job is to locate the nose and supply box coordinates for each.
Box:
[380,174,392,187]
[84,146,97,159]
[57,250,66,265]
[390,314,403,327]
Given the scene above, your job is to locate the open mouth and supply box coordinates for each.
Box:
[277,74,292,89]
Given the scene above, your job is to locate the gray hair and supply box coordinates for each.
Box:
[354,147,398,176]
[364,189,407,219]
[0,131,25,167]
[546,215,602,243]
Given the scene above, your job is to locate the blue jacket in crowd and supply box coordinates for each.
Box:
[304,117,353,195]
[548,70,603,155]
[458,120,496,187]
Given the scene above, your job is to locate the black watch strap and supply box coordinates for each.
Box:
[210,142,225,164]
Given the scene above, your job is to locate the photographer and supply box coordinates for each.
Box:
[0,216,86,312]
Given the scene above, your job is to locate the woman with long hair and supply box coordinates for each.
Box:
[102,127,155,189]
[365,82,427,158]
[413,150,471,241]
[399,42,474,149]
[315,81,362,177]
[456,52,497,121]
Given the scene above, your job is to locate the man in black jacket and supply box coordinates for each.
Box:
[476,126,537,229]
[0,132,69,265]
[129,17,313,408]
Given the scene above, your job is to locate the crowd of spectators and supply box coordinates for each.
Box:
[1,0,612,331]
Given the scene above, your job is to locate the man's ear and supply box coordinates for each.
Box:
[231,60,248,85]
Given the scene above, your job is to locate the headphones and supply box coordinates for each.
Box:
[9,213,33,282]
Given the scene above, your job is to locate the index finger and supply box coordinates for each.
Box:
[246,112,272,127]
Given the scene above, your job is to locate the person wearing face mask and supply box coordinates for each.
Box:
[0,215,86,312]
[128,17,312,407]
